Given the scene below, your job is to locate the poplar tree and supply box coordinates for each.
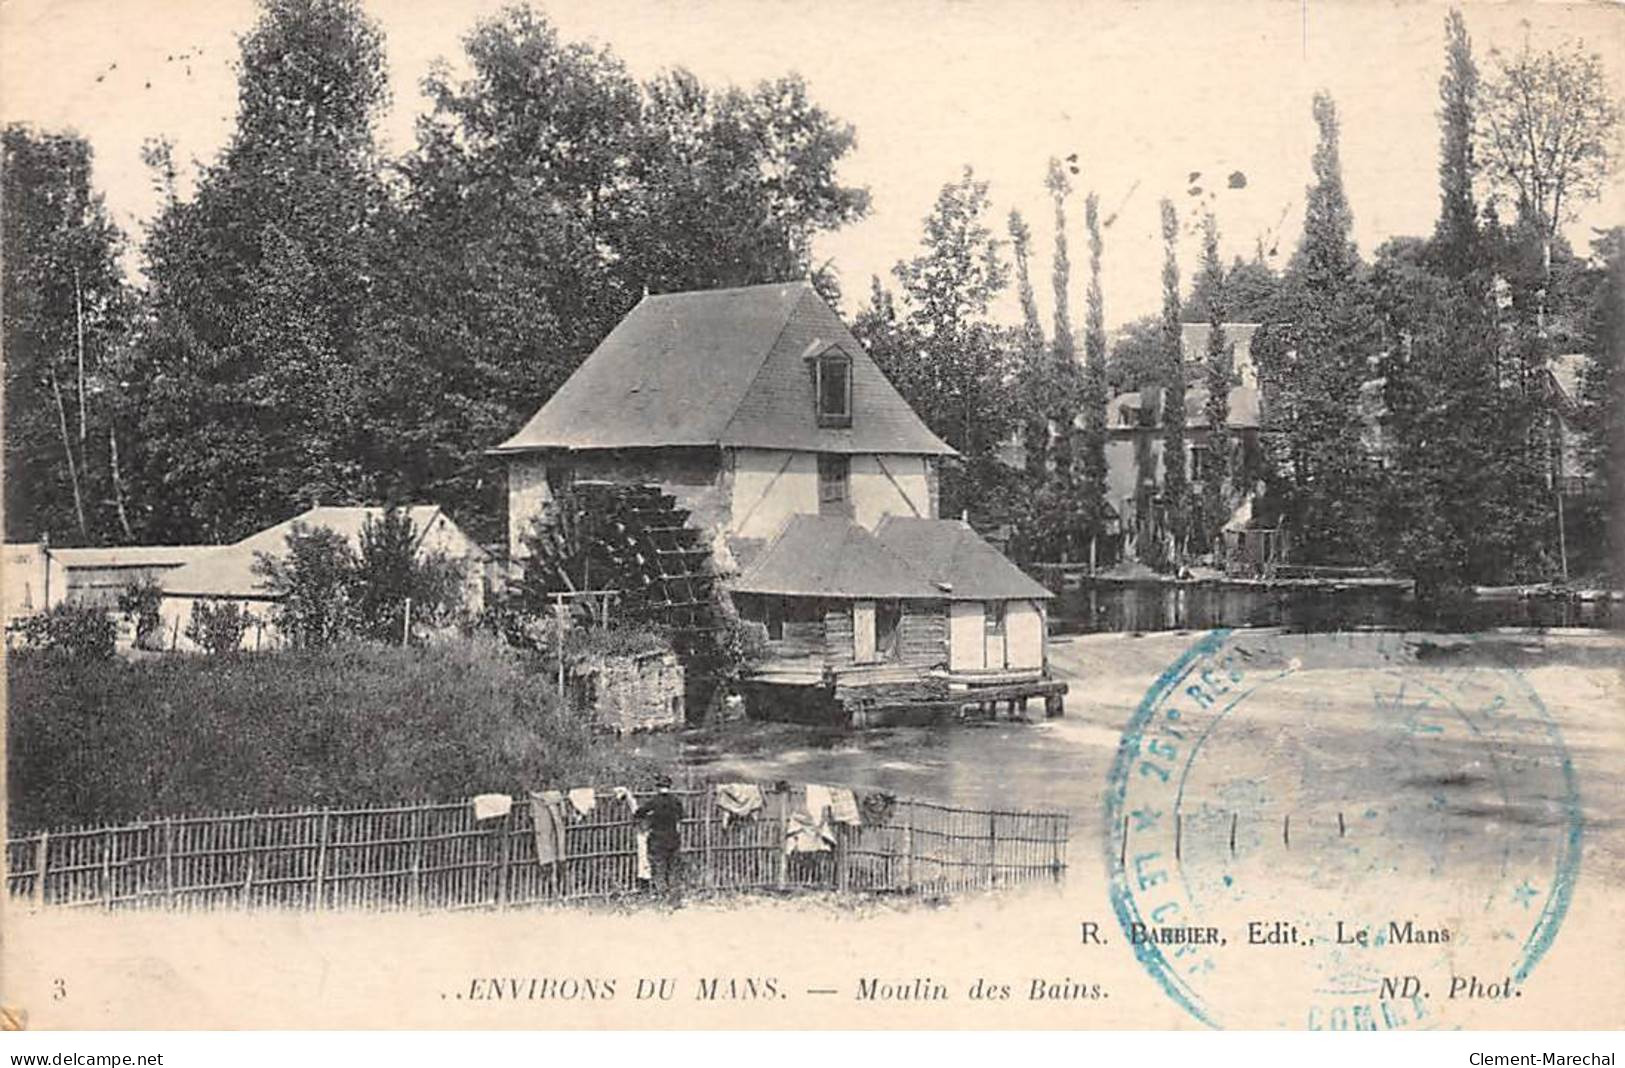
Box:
[1077,192,1111,559]
[1009,209,1049,480]
[1199,212,1233,549]
[1046,158,1079,492]
[1157,199,1190,566]
[1433,8,1480,278]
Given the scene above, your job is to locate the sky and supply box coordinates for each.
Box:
[3,0,1622,329]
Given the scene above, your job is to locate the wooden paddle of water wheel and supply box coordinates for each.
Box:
[522,481,726,721]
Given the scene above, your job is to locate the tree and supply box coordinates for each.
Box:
[1076,192,1112,557]
[855,167,1021,527]
[1107,315,1166,393]
[1156,199,1191,565]
[1434,8,1480,277]
[2,127,133,544]
[252,523,359,648]
[1256,92,1381,565]
[389,7,869,537]
[353,507,468,641]
[1045,157,1081,491]
[1480,34,1622,327]
[1199,212,1234,546]
[135,0,394,543]
[1576,227,1623,578]
[1009,209,1049,479]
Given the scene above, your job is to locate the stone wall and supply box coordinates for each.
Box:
[571,649,685,734]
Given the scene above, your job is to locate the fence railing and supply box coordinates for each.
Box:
[5,784,1068,911]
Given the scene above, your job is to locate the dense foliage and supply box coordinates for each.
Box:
[4,0,868,547]
[7,638,660,831]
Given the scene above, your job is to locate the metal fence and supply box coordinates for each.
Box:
[5,784,1068,911]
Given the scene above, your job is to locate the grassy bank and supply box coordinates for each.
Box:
[6,638,667,833]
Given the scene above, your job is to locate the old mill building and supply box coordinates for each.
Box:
[492,282,1062,723]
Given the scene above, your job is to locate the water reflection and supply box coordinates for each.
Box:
[1052,579,1615,634]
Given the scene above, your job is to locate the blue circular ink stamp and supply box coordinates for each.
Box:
[1105,628,1582,1029]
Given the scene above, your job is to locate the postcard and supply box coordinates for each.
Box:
[2,0,1621,1033]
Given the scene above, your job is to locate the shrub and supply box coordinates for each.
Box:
[5,637,665,832]
[16,604,116,662]
[116,580,163,650]
[184,599,251,655]
[252,523,358,648]
[353,508,469,642]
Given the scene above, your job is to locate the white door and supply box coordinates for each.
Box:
[949,602,984,671]
[853,601,877,664]
[985,601,1008,670]
[1005,601,1043,669]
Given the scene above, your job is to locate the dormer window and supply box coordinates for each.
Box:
[815,348,852,427]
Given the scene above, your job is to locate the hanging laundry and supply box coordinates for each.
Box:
[860,791,897,825]
[784,810,835,853]
[715,783,764,828]
[635,829,652,880]
[567,787,597,816]
[613,786,639,815]
[828,787,861,826]
[803,783,834,823]
[529,791,567,867]
[471,793,513,821]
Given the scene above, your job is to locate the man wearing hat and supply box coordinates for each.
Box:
[637,775,686,902]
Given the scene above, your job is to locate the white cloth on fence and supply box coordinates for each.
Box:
[613,786,639,814]
[803,783,834,823]
[471,793,513,821]
[635,829,652,880]
[784,810,835,853]
[784,784,838,853]
[828,787,861,826]
[715,782,764,828]
[567,787,597,816]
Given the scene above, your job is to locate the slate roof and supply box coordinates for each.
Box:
[732,515,940,599]
[50,545,219,570]
[1104,384,1261,430]
[491,282,955,456]
[160,505,482,599]
[734,514,1050,602]
[1181,322,1261,363]
[873,516,1053,601]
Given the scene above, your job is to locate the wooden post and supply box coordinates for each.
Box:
[554,595,566,701]
[835,824,850,893]
[403,597,412,646]
[410,847,423,912]
[775,788,789,889]
[164,820,176,907]
[242,850,254,908]
[901,804,914,893]
[494,813,512,909]
[33,832,49,908]
[314,810,331,909]
[703,784,715,890]
[987,812,998,889]
[100,831,113,909]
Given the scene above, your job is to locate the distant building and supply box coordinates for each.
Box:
[156,505,489,652]
[732,514,1053,719]
[1548,353,1592,498]
[497,282,1058,721]
[2,542,217,628]
[491,281,956,572]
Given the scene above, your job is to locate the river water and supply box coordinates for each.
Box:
[1051,579,1615,634]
